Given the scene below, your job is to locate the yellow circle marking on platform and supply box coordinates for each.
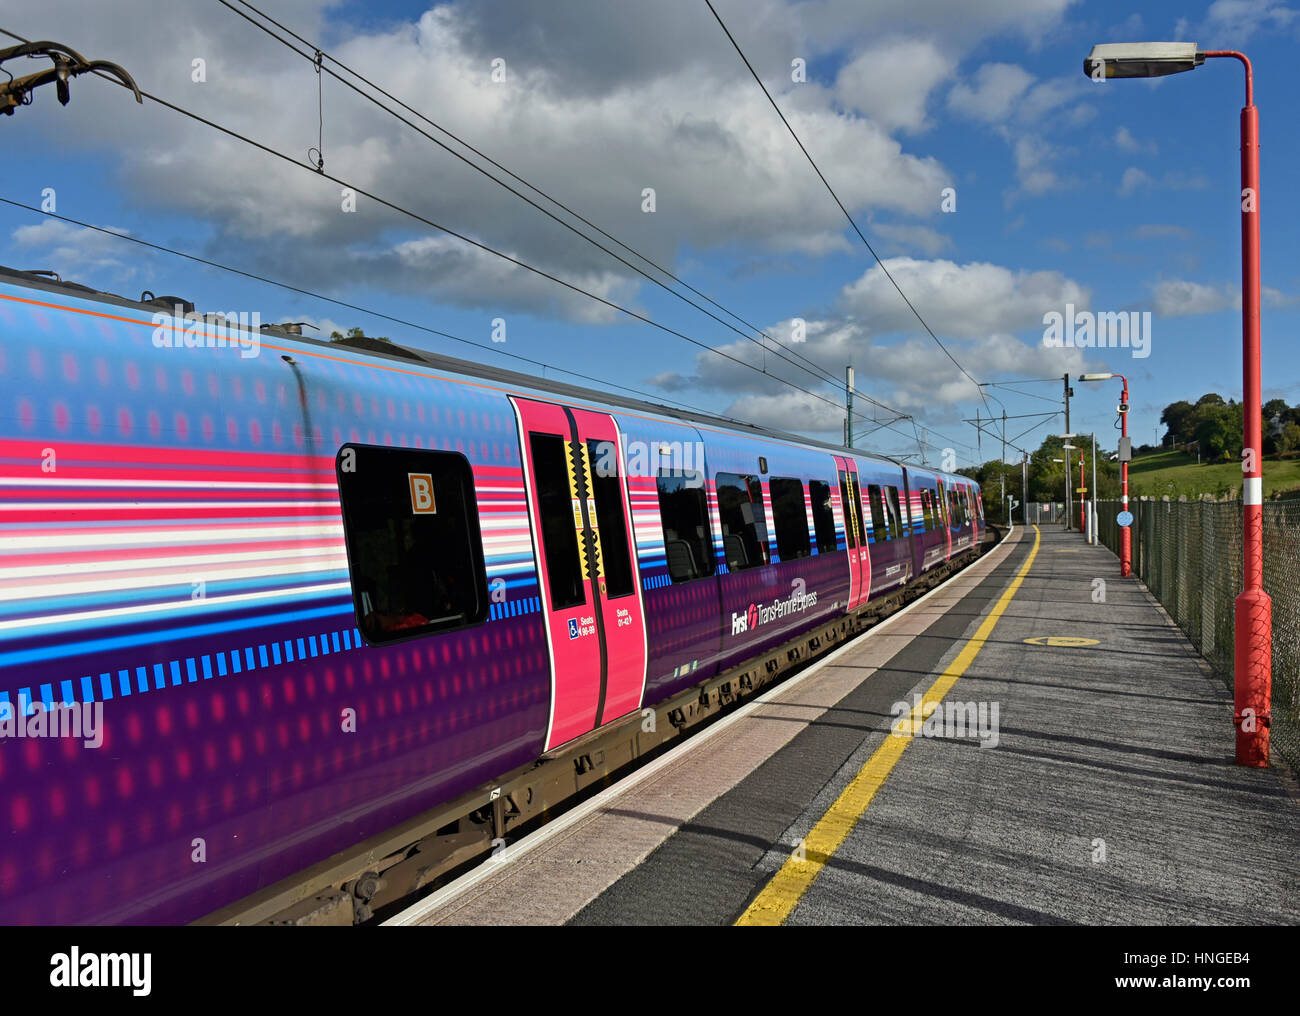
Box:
[1023,636,1100,647]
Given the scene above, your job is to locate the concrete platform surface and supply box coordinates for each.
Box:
[407,525,1300,926]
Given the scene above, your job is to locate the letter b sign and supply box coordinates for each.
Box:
[408,473,437,514]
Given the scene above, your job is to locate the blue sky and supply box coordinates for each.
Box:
[1,0,1297,467]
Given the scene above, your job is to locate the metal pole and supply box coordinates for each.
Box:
[1064,446,1071,530]
[1079,454,1086,533]
[1063,375,1072,531]
[1203,50,1271,767]
[1023,453,1029,527]
[845,366,854,448]
[1091,432,1098,544]
[1120,378,1131,576]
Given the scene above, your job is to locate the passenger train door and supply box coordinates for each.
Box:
[937,478,953,561]
[511,397,648,750]
[833,455,871,611]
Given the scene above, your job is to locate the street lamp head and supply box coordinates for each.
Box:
[1078,373,1114,382]
[1083,42,1203,80]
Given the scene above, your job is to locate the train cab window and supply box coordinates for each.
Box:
[837,470,859,549]
[884,486,903,540]
[336,444,488,645]
[808,479,837,554]
[950,489,966,526]
[656,468,715,584]
[865,484,887,541]
[587,440,635,598]
[769,477,812,561]
[716,472,770,571]
[920,489,935,532]
[529,434,587,609]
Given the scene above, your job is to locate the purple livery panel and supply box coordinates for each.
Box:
[0,282,551,924]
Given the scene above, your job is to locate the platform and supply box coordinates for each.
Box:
[393,525,1300,926]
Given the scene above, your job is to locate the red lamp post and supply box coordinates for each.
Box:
[1083,43,1271,767]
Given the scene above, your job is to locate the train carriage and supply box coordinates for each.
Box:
[0,268,988,924]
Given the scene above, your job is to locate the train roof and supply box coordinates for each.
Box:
[0,264,975,484]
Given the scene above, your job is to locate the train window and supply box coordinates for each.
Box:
[336,444,488,645]
[865,484,887,541]
[808,480,837,554]
[716,472,770,571]
[656,468,715,583]
[530,434,587,610]
[769,477,811,561]
[884,486,903,540]
[587,440,635,599]
[920,489,935,531]
[837,471,858,549]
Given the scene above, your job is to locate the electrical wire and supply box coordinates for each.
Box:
[702,0,991,417]
[218,0,908,424]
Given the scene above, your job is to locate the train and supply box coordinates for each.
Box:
[0,266,983,924]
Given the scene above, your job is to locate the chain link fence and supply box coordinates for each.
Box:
[1094,497,1300,772]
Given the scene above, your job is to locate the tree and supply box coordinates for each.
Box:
[1263,398,1289,420]
[1160,400,1196,446]
[330,326,391,344]
[1193,401,1242,460]
[1279,422,1300,455]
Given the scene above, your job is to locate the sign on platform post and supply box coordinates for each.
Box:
[1117,510,1133,527]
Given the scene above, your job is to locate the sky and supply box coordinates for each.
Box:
[0,0,1297,468]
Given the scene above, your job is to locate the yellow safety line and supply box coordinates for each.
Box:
[736,524,1042,926]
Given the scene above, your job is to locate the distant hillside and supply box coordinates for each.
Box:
[1127,449,1300,499]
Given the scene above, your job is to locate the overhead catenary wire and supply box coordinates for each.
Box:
[0,196,725,418]
[0,24,978,458]
[701,0,992,418]
[217,0,908,425]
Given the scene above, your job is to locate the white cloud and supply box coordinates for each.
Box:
[947,63,1035,122]
[1114,126,1155,155]
[1118,167,1153,196]
[1119,167,1208,196]
[647,256,1094,431]
[839,256,1090,338]
[871,221,954,256]
[1013,134,1066,195]
[10,220,140,284]
[835,37,952,133]
[1204,0,1298,44]
[1152,278,1296,316]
